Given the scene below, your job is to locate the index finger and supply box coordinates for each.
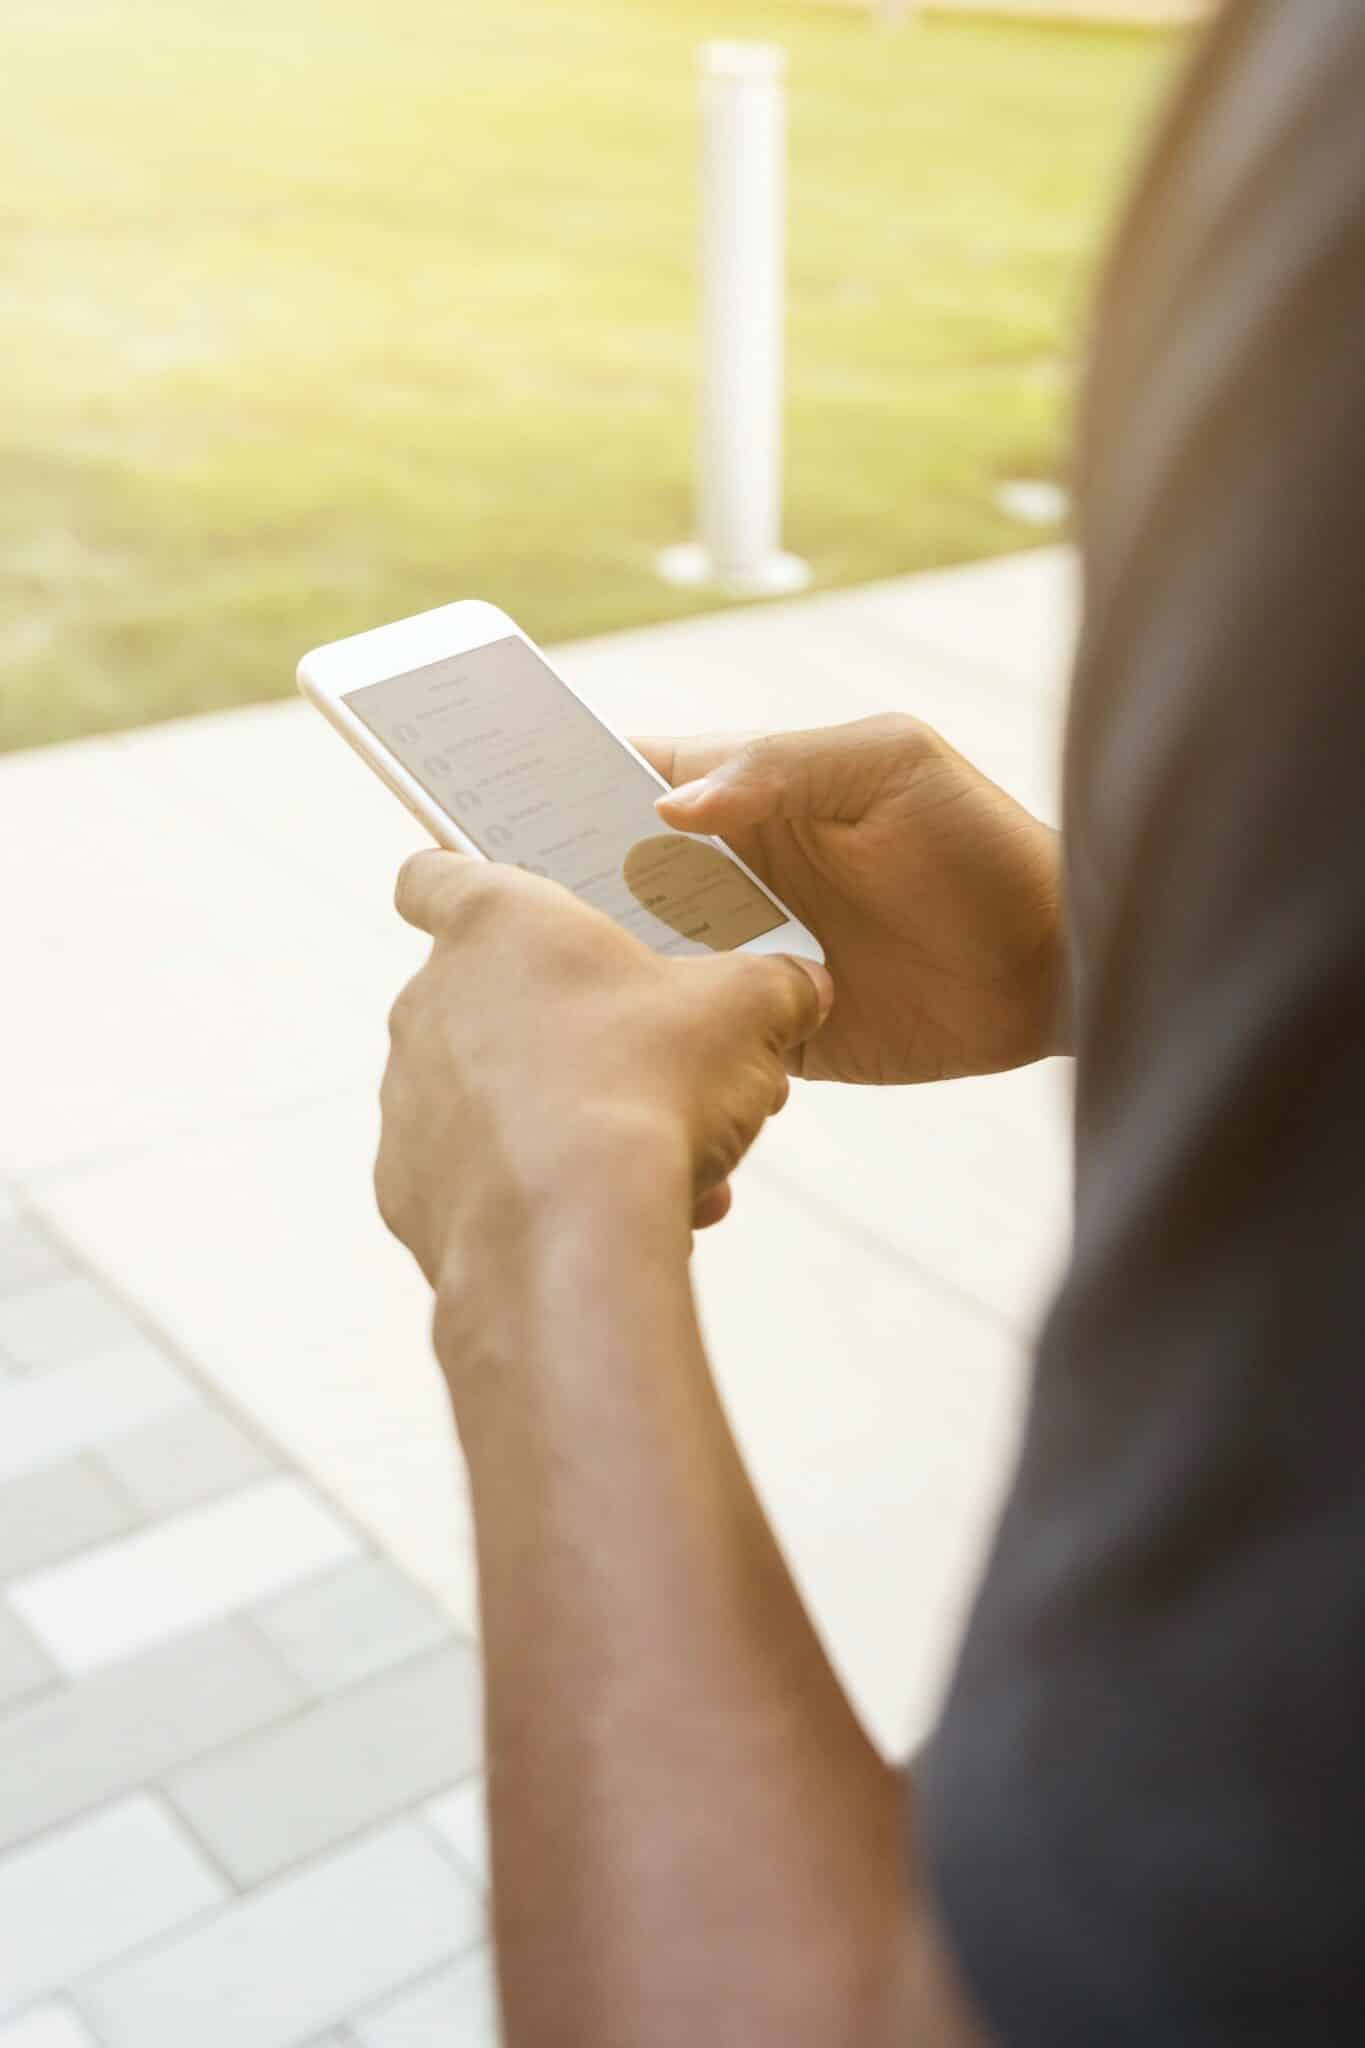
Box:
[630,732,758,789]
[393,847,479,934]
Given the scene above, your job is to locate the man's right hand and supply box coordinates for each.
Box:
[637,714,1066,1085]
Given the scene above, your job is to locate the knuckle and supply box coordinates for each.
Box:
[698,1115,744,1190]
[709,953,764,1024]
[449,863,497,929]
[863,709,931,756]
[736,734,783,786]
[372,1149,405,1235]
[442,864,506,943]
[393,850,435,920]
[771,965,818,1048]
[386,980,419,1044]
[762,954,807,1023]
[397,852,500,937]
[430,1287,467,1369]
[393,853,418,907]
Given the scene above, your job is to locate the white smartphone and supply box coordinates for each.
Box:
[297,599,824,964]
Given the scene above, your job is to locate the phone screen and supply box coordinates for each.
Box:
[344,635,786,956]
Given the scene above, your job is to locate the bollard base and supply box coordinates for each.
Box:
[657,542,812,599]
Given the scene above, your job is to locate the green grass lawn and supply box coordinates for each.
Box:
[1,0,1180,751]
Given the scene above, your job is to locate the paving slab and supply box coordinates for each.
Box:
[694,1168,1026,1750]
[167,1642,482,1887]
[249,1554,454,1696]
[750,1056,1071,1337]
[0,1620,303,1856]
[0,742,410,1180]
[0,1459,134,1584]
[351,1948,501,2048]
[79,1822,484,2048]
[0,1607,54,1714]
[424,1776,489,1891]
[0,1218,73,1303]
[95,1403,275,1519]
[8,1475,358,1676]
[0,2004,99,2048]
[25,1096,480,1635]
[0,1345,193,1486]
[0,1795,225,2020]
[0,1275,147,1378]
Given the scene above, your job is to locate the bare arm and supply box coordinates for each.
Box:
[441,1152,985,2047]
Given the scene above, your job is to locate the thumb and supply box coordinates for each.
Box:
[655,717,919,831]
[717,951,834,1055]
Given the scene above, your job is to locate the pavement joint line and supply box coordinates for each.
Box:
[80,1453,155,1527]
[158,1643,483,1891]
[412,1788,486,1890]
[69,1815,483,2033]
[0,1620,302,1865]
[2,1199,480,1654]
[232,1599,477,1702]
[61,1836,236,2006]
[750,1151,1031,1345]
[0,1633,476,1839]
[227,1606,319,1698]
[146,1786,248,1901]
[0,1269,79,1314]
[221,1610,476,1744]
[0,1780,227,1908]
[152,1788,487,1918]
[0,1596,61,1705]
[0,1671,63,1718]
[345,1946,491,2042]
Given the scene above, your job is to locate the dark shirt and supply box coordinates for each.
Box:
[922,5,1365,2040]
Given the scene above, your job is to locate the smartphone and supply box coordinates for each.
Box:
[297,599,824,964]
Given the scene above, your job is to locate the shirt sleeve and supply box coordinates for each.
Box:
[919,12,1365,2043]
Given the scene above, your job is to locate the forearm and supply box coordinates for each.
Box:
[440,1158,979,2047]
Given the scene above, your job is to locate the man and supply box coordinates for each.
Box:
[374,6,1365,2039]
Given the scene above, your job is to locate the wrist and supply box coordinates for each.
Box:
[430,1108,694,1389]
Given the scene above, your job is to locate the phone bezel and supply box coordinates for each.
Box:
[296,599,825,964]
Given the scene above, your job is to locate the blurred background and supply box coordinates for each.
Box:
[1,4,1200,2045]
[4,0,1185,753]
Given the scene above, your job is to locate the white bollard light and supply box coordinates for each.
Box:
[658,42,810,599]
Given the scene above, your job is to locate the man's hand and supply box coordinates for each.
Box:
[640,713,1065,1083]
[374,850,832,1298]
